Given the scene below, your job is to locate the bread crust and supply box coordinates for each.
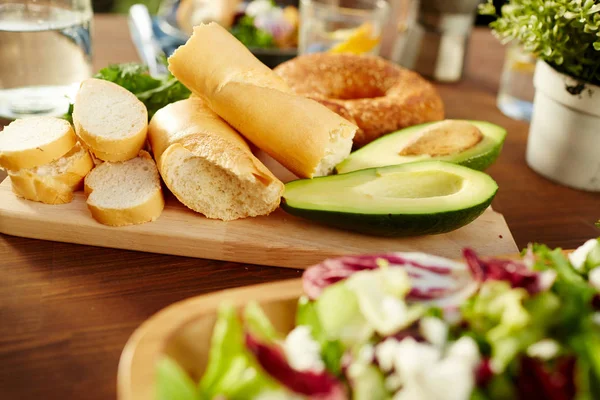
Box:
[73,78,148,161]
[85,189,164,226]
[8,144,94,204]
[84,150,164,226]
[148,98,284,220]
[9,176,73,204]
[167,23,357,178]
[0,117,77,170]
[274,53,445,148]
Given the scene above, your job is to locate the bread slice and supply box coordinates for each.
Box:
[148,98,284,221]
[168,22,357,178]
[8,143,94,204]
[84,150,164,226]
[0,116,77,170]
[73,78,148,162]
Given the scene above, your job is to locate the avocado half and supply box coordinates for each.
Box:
[335,120,507,174]
[281,161,498,237]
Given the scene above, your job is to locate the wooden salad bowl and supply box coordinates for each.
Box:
[117,279,304,400]
[117,249,574,400]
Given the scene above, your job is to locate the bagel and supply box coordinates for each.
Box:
[274,53,445,147]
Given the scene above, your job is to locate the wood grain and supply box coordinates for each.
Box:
[0,176,517,268]
[1,14,599,400]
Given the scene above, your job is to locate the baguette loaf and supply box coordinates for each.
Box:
[168,22,357,178]
[0,117,77,170]
[73,78,148,162]
[84,150,164,226]
[8,143,94,204]
[148,98,284,221]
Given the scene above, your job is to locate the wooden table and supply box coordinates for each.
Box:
[1,15,599,400]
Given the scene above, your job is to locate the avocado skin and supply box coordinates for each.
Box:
[280,189,497,237]
[457,142,505,171]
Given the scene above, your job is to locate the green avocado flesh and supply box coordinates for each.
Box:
[335,120,507,174]
[281,161,498,237]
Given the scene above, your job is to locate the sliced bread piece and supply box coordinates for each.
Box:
[84,150,164,226]
[148,98,284,221]
[73,78,148,162]
[8,143,94,204]
[0,116,77,170]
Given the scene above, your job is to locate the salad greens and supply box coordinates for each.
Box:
[198,304,279,399]
[230,15,276,49]
[157,238,600,399]
[64,63,191,123]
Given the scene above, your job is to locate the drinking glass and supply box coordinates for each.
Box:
[299,0,390,55]
[0,0,93,119]
[497,43,536,121]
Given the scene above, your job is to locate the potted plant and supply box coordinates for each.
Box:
[480,0,600,191]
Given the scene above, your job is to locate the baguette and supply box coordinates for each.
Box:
[168,22,357,178]
[73,78,148,162]
[0,117,77,170]
[8,143,94,204]
[84,150,164,226]
[148,97,284,221]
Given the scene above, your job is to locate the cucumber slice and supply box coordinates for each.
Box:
[281,161,498,237]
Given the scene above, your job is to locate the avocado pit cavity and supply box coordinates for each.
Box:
[399,120,484,157]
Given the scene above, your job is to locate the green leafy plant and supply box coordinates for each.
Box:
[63,62,191,122]
[230,15,275,49]
[480,0,600,86]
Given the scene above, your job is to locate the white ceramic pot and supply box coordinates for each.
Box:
[526,61,600,192]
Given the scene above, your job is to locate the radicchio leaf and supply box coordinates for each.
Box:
[475,358,494,387]
[245,333,347,400]
[302,253,475,308]
[463,249,556,294]
[517,356,576,400]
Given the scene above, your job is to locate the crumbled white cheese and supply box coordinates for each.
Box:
[347,344,375,380]
[420,317,448,349]
[538,270,558,291]
[417,357,476,400]
[589,267,600,291]
[375,338,399,373]
[392,337,441,379]
[346,269,414,336]
[592,312,600,326]
[282,326,324,373]
[358,343,375,364]
[375,336,480,400]
[447,337,481,367]
[526,339,561,360]
[569,239,599,270]
[385,373,403,392]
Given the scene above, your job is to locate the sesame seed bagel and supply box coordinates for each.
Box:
[274,53,445,147]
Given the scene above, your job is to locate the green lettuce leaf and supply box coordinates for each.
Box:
[350,364,389,400]
[156,357,198,400]
[63,63,191,122]
[461,281,560,372]
[198,304,278,400]
[230,15,275,49]
[296,296,344,376]
[244,301,279,342]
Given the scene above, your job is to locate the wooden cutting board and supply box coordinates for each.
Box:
[0,152,517,268]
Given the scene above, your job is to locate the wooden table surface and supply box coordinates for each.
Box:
[1,14,599,399]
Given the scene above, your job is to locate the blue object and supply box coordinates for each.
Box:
[152,17,186,57]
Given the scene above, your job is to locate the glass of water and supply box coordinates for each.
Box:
[0,0,93,119]
[299,0,389,55]
[497,43,536,121]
